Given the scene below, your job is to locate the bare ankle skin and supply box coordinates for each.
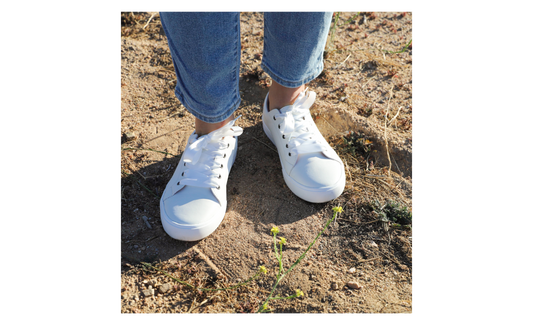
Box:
[195,113,235,137]
[267,80,305,111]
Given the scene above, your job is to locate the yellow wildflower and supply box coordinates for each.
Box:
[279,237,287,245]
[332,206,344,214]
[295,289,304,297]
[259,266,268,274]
[270,226,279,235]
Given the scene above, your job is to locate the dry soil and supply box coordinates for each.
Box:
[121,11,412,313]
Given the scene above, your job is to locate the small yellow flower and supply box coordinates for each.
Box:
[270,226,279,235]
[259,266,268,274]
[279,237,287,245]
[295,289,304,297]
[332,206,344,214]
[261,303,269,311]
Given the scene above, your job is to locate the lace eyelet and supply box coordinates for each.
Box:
[221,164,224,168]
[181,172,184,176]
[286,144,288,148]
[273,116,276,120]
[288,153,292,156]
[227,143,230,148]
[218,174,221,179]
[217,185,221,190]
[303,116,306,120]
[282,135,285,139]
[278,124,280,129]
[177,181,180,185]
[223,153,226,158]
[184,162,186,166]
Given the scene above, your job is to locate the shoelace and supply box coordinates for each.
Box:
[275,89,329,157]
[179,117,243,189]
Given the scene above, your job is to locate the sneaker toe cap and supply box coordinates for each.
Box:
[163,187,221,226]
[290,153,343,188]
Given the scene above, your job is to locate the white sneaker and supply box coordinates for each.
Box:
[160,117,243,241]
[262,89,345,203]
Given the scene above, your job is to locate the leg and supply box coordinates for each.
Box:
[261,12,345,203]
[160,12,241,134]
[262,12,332,110]
[159,12,243,241]
[262,12,332,87]
[267,80,305,111]
[195,114,234,137]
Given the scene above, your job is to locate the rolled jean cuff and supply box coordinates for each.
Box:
[174,89,241,124]
[260,12,332,88]
[260,59,324,88]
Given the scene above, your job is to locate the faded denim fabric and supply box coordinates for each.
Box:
[160,12,333,123]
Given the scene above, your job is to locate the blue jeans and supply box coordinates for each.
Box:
[160,12,333,123]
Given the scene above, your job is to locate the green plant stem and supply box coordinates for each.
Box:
[326,12,340,51]
[279,242,284,274]
[327,12,360,52]
[121,170,160,199]
[257,210,340,313]
[285,211,337,275]
[383,39,412,54]
[141,262,194,289]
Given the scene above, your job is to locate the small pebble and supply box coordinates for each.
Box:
[348,267,356,274]
[125,132,136,141]
[142,216,152,229]
[142,288,154,297]
[330,282,339,290]
[159,283,171,294]
[346,281,362,290]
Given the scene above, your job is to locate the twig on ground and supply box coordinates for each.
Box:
[384,85,394,177]
[344,158,352,184]
[136,170,146,180]
[122,147,176,156]
[252,137,277,153]
[186,296,197,313]
[335,54,351,69]
[388,105,403,125]
[362,75,376,89]
[358,257,380,264]
[143,13,155,30]
[320,114,343,136]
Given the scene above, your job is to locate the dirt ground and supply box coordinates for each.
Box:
[121,12,412,313]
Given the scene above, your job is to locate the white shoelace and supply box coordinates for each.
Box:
[275,89,329,157]
[179,117,243,189]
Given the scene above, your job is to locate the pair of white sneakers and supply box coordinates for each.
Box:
[160,89,345,241]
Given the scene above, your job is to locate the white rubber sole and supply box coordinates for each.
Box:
[262,119,345,203]
[160,137,238,241]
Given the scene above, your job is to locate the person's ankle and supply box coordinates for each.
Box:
[267,80,305,111]
[195,113,235,137]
